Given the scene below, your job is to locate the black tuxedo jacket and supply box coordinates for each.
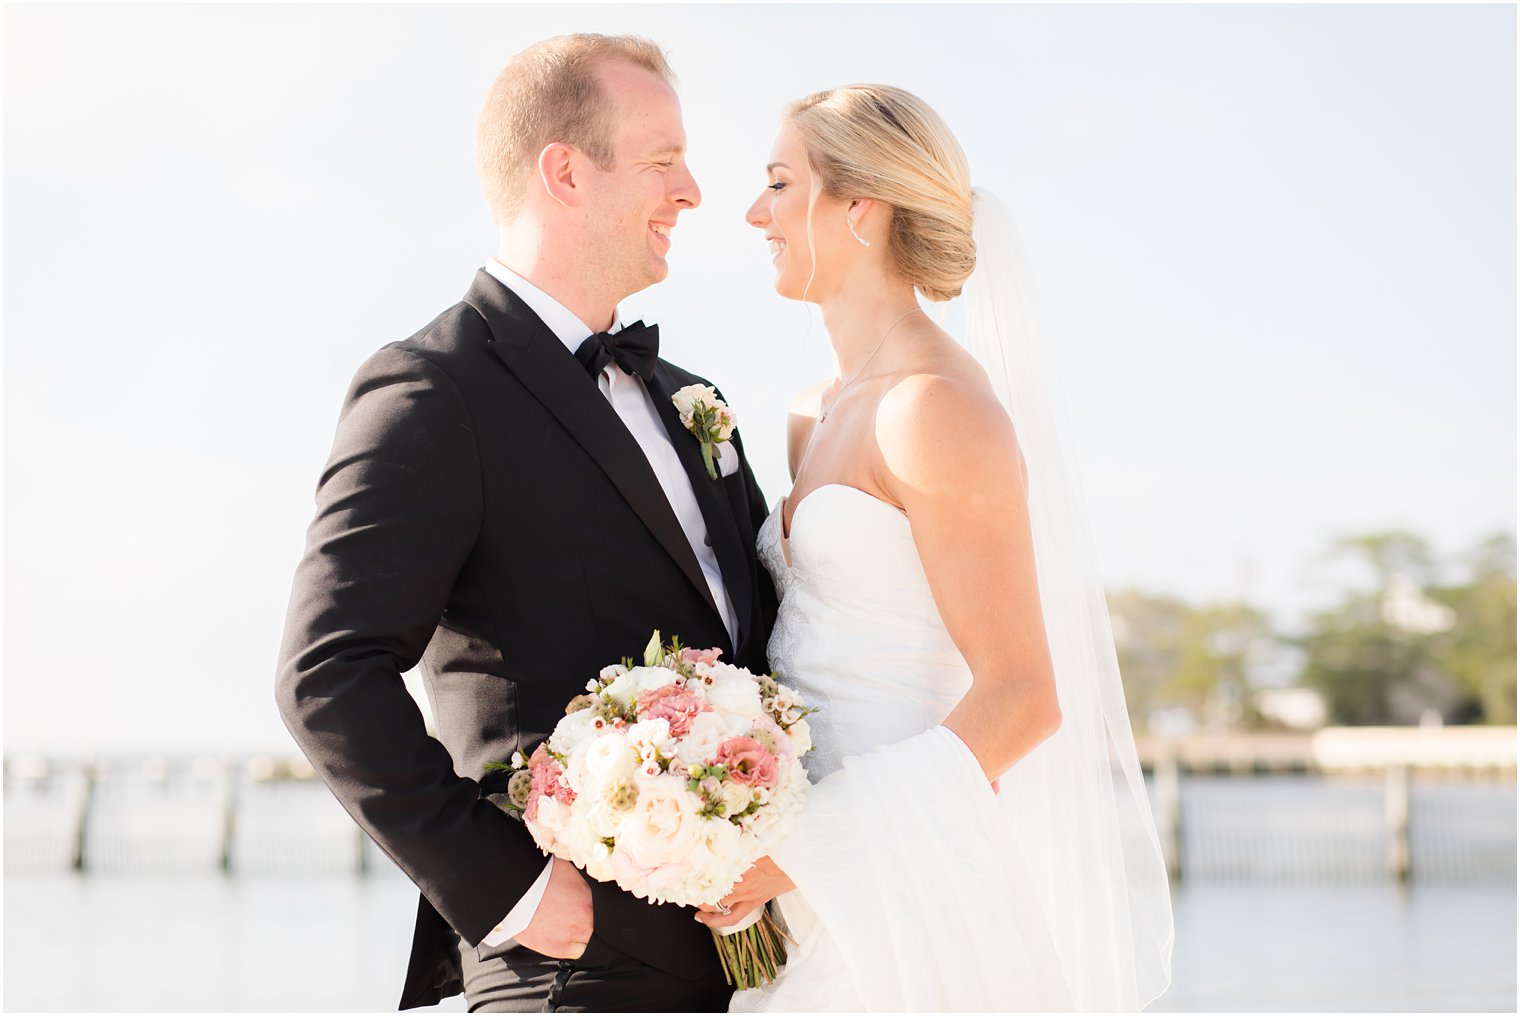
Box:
[275,270,778,1009]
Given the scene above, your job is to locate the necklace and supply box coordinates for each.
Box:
[818,306,923,423]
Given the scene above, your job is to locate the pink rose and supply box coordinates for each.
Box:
[713,736,780,788]
[524,744,575,821]
[636,684,711,737]
[680,646,723,666]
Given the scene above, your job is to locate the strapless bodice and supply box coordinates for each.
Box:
[756,484,973,778]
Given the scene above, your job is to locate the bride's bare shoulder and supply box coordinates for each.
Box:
[878,336,1009,433]
[876,366,1011,442]
[874,356,1022,495]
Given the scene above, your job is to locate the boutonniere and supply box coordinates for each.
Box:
[672,384,737,479]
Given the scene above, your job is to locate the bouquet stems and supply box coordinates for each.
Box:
[710,909,790,990]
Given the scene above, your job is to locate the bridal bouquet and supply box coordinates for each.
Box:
[490,632,814,988]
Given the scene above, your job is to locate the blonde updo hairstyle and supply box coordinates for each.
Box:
[787,84,975,302]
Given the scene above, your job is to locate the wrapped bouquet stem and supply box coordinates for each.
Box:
[710,905,789,987]
[489,632,814,989]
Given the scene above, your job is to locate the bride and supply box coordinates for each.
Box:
[695,85,1174,1011]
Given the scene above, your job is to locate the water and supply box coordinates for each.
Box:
[5,769,1515,1010]
[3,874,1513,1012]
[1159,883,1514,1011]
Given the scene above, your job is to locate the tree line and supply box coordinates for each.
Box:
[1108,531,1516,731]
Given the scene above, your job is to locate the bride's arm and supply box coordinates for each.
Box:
[873,371,1062,780]
[697,371,1060,932]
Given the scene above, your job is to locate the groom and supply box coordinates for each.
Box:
[276,34,776,1012]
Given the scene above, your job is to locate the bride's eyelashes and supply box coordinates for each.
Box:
[767,182,787,191]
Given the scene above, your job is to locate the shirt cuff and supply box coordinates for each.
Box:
[480,856,556,947]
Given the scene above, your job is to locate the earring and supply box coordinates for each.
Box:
[847,213,871,248]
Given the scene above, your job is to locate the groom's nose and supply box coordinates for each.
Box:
[669,162,701,210]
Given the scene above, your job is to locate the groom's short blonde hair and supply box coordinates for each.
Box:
[475,34,675,224]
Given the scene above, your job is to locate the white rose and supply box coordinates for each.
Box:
[581,731,637,790]
[632,666,682,696]
[677,710,752,766]
[606,665,679,705]
[718,780,753,817]
[577,793,624,842]
[550,707,601,756]
[691,814,747,893]
[602,669,637,703]
[616,776,704,870]
[703,664,763,717]
[741,796,797,848]
[758,778,807,843]
[671,383,716,424]
[555,808,606,865]
[626,717,676,758]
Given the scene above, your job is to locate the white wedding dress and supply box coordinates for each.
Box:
[729,484,1077,1013]
[729,191,1172,1013]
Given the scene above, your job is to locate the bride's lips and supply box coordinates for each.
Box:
[650,221,673,253]
[766,235,786,262]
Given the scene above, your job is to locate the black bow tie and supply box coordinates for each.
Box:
[574,320,660,383]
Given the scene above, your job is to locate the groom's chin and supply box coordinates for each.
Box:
[632,258,669,293]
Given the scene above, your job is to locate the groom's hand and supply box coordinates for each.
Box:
[695,855,795,930]
[514,857,593,960]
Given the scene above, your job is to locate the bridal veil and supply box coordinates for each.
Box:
[962,188,1174,1009]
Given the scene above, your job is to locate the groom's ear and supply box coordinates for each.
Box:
[537,142,582,209]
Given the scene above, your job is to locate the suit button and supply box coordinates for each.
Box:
[704,535,712,546]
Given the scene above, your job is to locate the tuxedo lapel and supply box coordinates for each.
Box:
[646,365,755,649]
[462,271,722,622]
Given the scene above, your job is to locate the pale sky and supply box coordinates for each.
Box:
[5,4,1514,754]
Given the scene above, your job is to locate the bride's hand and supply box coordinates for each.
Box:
[694,855,795,930]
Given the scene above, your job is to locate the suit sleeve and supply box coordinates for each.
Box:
[275,344,542,946]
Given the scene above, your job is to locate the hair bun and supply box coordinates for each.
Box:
[787,85,975,302]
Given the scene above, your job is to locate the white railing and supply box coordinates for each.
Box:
[4,730,1515,883]
[1140,727,1516,882]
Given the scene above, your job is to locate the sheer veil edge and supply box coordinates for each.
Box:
[962,187,1176,1010]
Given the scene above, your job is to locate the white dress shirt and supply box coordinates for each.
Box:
[478,258,739,948]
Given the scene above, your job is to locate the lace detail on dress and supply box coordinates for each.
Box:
[755,504,790,602]
[756,500,839,776]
